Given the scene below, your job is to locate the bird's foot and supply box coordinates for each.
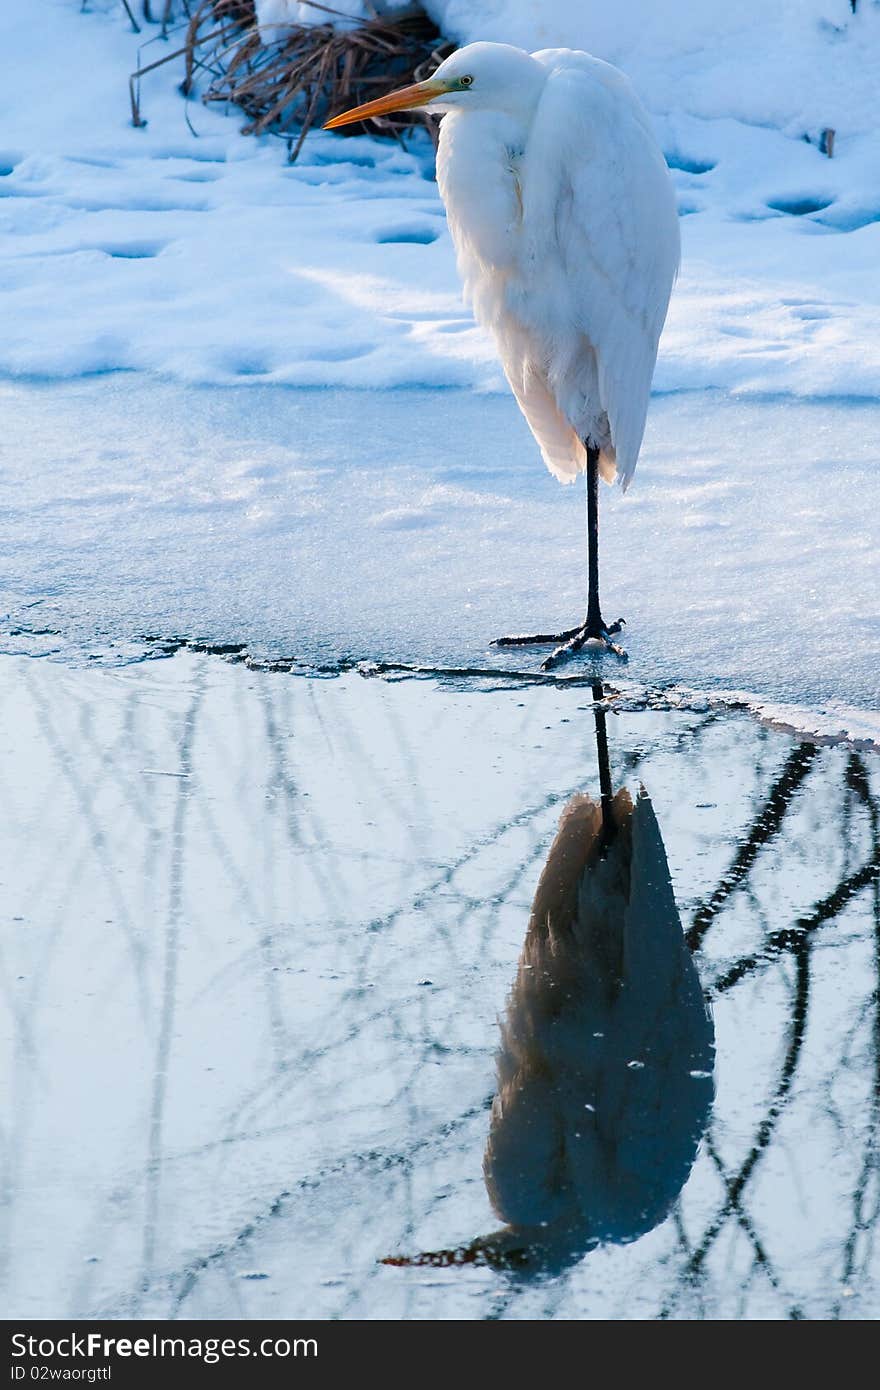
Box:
[539,621,627,670]
[493,618,627,669]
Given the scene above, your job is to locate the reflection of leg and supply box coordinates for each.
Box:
[493,447,626,668]
[592,680,615,846]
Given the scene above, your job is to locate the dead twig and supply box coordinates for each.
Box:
[176,1,452,158]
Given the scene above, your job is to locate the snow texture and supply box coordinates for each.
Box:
[424,1,880,140]
[1,2,879,398]
[256,1,414,42]
[3,380,879,712]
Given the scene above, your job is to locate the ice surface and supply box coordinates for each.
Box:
[1,652,877,1318]
[3,378,878,711]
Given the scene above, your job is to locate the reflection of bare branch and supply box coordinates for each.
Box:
[141,677,205,1294]
[833,757,880,1316]
[5,656,880,1319]
[704,1135,804,1319]
[687,743,819,951]
[661,945,811,1318]
[711,857,880,996]
[675,740,880,1319]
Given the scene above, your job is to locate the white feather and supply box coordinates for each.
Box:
[435,44,679,488]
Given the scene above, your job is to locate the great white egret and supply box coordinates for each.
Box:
[325,42,680,666]
[383,692,714,1270]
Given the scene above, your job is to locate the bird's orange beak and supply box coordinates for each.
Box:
[323,78,449,130]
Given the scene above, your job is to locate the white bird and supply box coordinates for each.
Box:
[326,41,680,666]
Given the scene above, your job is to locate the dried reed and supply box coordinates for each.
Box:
[127,1,452,160]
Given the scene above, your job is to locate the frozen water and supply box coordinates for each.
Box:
[2,378,878,712]
[1,652,877,1318]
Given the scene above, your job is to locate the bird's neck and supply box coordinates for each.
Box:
[438,108,529,167]
[437,111,530,274]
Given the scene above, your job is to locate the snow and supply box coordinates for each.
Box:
[256,0,413,38]
[424,2,880,139]
[1,2,879,399]
[710,694,880,750]
[274,0,880,140]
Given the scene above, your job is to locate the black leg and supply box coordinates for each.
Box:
[592,679,615,835]
[585,446,604,637]
[493,445,626,667]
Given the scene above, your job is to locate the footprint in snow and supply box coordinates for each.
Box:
[306,344,374,363]
[170,168,223,183]
[819,206,880,232]
[665,153,716,175]
[99,242,165,260]
[766,195,834,216]
[789,305,831,321]
[374,225,439,245]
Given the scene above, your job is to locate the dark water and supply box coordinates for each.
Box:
[2,653,877,1319]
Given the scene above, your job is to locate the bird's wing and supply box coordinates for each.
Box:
[501,327,599,486]
[516,51,680,488]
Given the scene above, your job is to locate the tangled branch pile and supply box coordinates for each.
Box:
[179,1,452,160]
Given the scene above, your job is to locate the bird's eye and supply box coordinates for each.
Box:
[459,75,473,88]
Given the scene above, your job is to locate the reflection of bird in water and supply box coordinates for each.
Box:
[385,692,714,1272]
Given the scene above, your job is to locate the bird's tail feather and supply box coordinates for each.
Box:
[506,359,618,485]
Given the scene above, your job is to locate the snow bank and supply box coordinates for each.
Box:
[0,3,878,398]
[726,697,880,750]
[424,1,880,140]
[257,0,414,41]
[259,1,880,138]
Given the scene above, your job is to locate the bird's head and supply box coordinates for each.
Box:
[323,42,545,131]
